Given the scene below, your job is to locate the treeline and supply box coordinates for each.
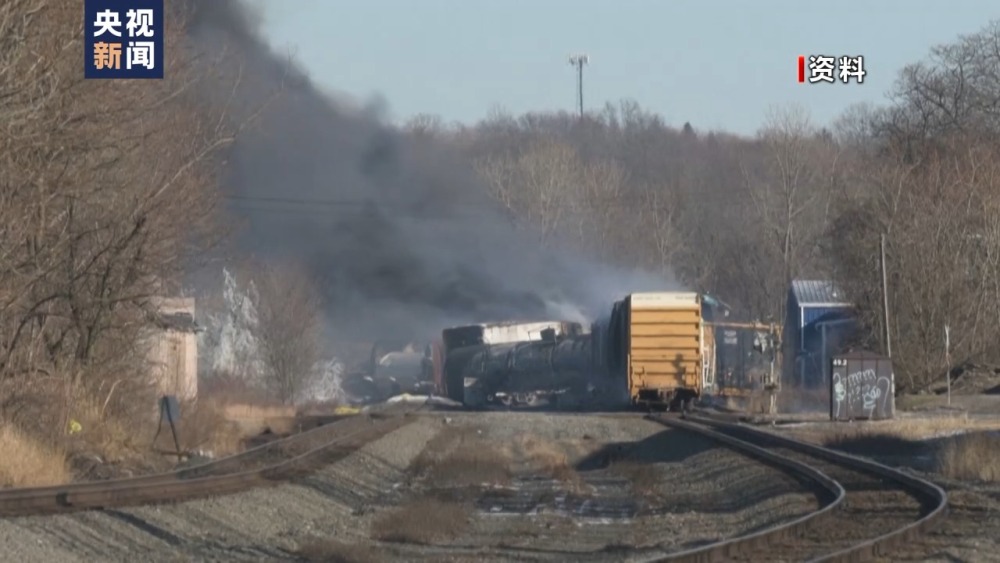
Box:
[411,20,1000,393]
[0,1,245,439]
[0,2,346,456]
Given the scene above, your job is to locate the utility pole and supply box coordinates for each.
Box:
[945,324,951,406]
[880,233,892,358]
[568,54,589,118]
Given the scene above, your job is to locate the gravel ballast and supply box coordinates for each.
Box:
[0,415,439,562]
[0,411,820,562]
[368,412,818,561]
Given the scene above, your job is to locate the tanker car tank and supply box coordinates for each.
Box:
[430,292,722,411]
[460,330,595,408]
[435,320,597,408]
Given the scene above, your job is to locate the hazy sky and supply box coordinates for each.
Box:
[256,0,999,136]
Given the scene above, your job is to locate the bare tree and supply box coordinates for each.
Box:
[632,187,682,277]
[474,138,581,245]
[832,132,1000,392]
[242,260,323,405]
[887,21,1000,139]
[576,157,629,261]
[0,0,273,437]
[821,21,1000,392]
[404,113,446,138]
[737,105,839,319]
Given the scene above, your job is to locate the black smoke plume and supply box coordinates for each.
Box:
[183,1,672,343]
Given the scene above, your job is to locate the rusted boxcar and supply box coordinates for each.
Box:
[830,350,894,421]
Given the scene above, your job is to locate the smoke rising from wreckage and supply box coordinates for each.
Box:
[181,0,673,357]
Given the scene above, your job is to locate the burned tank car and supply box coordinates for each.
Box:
[460,332,595,408]
[435,321,589,405]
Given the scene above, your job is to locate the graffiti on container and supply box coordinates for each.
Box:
[830,354,894,420]
[837,367,891,418]
[832,373,846,418]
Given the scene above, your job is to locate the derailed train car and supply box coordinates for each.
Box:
[434,321,588,407]
[461,332,595,408]
[432,292,718,410]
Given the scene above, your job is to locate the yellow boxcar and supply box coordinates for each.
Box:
[609,292,712,409]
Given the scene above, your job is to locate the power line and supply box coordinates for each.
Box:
[223,193,693,213]
[226,182,802,224]
[225,194,487,208]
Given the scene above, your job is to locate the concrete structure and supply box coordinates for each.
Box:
[146,297,199,401]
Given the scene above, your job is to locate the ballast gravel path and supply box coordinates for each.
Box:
[0,414,438,562]
[0,411,820,562]
[371,412,818,561]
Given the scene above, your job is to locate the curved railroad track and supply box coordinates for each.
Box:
[0,404,423,517]
[333,408,947,562]
[0,405,948,562]
[651,413,948,562]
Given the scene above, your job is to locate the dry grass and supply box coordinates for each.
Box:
[0,424,71,487]
[895,394,942,410]
[785,413,1000,483]
[410,427,511,487]
[509,433,579,483]
[0,377,149,465]
[936,432,1000,482]
[64,392,151,464]
[815,414,1000,445]
[372,498,470,544]
[165,398,247,457]
[0,374,290,481]
[67,394,263,465]
[413,429,585,488]
[200,373,284,406]
[215,401,297,437]
[62,394,243,464]
[220,402,297,421]
[295,538,380,563]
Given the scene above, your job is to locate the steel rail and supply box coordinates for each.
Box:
[311,408,943,563]
[662,413,948,563]
[0,413,357,507]
[363,409,852,563]
[645,415,845,562]
[0,407,419,517]
[6,412,358,501]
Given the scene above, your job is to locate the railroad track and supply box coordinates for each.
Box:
[1,405,948,562]
[0,404,422,518]
[364,409,948,562]
[651,413,948,562]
